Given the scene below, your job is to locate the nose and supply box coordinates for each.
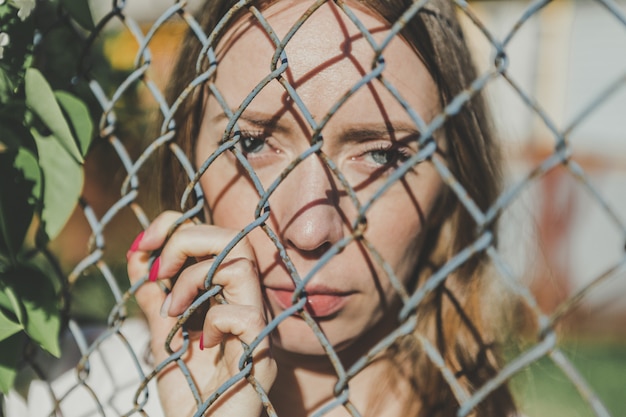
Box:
[275,154,345,256]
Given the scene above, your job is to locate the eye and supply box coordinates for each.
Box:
[228,129,285,169]
[366,145,411,168]
[233,130,266,155]
[240,133,265,154]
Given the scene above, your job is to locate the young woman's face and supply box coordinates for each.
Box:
[195,0,443,355]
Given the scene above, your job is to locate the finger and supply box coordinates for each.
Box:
[202,304,277,400]
[125,276,182,364]
[152,225,255,283]
[127,247,165,318]
[138,210,193,252]
[125,211,192,341]
[202,304,268,349]
[127,247,150,286]
[127,211,194,286]
[164,256,263,318]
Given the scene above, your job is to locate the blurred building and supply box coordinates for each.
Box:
[464,0,626,335]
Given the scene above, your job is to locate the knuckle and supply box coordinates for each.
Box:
[243,306,267,331]
[206,305,266,335]
[142,212,182,248]
[214,256,258,287]
[232,256,258,277]
[157,210,183,222]
[163,229,184,252]
[235,235,254,255]
[160,230,196,268]
[261,357,278,382]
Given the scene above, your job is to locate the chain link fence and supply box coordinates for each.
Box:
[3,0,626,416]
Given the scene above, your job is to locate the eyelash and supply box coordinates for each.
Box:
[232,130,267,155]
[363,143,412,169]
[229,130,412,175]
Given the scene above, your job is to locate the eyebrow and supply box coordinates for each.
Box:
[211,110,290,134]
[211,111,421,143]
[339,124,422,144]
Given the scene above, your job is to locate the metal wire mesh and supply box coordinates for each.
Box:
[3,0,626,416]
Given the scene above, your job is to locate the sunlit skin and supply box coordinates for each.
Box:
[128,1,444,416]
[198,0,441,353]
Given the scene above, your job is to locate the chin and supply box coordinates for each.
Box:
[270,315,362,356]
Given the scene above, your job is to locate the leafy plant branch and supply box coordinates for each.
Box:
[0,0,94,394]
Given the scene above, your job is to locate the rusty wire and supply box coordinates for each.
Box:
[4,0,626,416]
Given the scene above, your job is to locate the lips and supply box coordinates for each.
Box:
[266,287,353,319]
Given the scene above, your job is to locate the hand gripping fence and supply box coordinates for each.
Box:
[3,0,626,416]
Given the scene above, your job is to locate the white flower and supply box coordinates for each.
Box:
[0,0,6,5]
[15,0,36,21]
[0,32,9,59]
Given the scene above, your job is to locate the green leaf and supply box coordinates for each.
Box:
[0,284,25,325]
[20,269,61,358]
[60,0,95,31]
[55,91,93,157]
[0,286,13,312]
[25,68,84,164]
[3,265,61,358]
[14,147,42,205]
[32,129,83,241]
[0,309,22,341]
[0,333,25,394]
[0,67,19,106]
[0,151,37,263]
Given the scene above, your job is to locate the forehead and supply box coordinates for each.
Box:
[211,0,439,128]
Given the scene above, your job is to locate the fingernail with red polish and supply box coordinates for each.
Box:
[199,333,204,351]
[149,257,160,282]
[127,231,145,260]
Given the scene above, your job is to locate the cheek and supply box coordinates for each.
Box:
[200,159,259,228]
[200,158,283,275]
[366,205,423,287]
[363,174,443,283]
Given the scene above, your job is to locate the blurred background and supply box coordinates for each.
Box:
[462,2,626,415]
[37,0,626,416]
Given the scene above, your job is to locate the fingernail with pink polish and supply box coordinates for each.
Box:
[149,257,160,282]
[199,333,204,351]
[126,231,145,260]
[160,294,172,318]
